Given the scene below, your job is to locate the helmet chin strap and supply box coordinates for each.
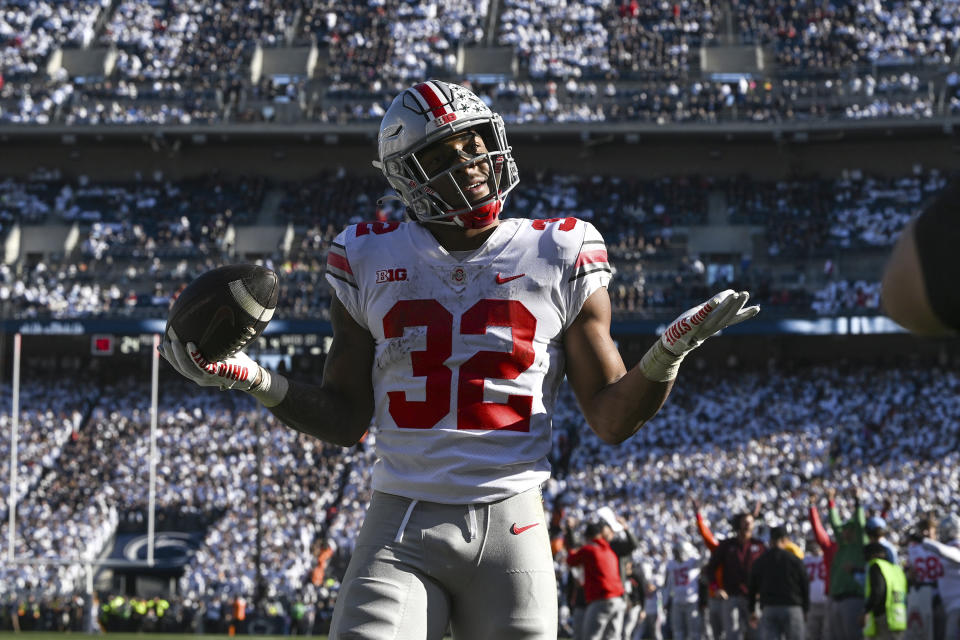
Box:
[420,189,504,229]
[456,199,502,229]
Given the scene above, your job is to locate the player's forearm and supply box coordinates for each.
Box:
[922,539,960,565]
[264,377,372,447]
[583,366,673,444]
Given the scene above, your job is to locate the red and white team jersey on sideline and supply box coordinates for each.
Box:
[907,543,939,640]
[665,559,702,605]
[804,554,828,604]
[325,216,611,503]
[908,542,945,586]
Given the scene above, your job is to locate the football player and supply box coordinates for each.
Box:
[161,80,760,640]
[664,541,704,640]
[905,515,941,640]
[921,514,960,640]
[802,530,829,640]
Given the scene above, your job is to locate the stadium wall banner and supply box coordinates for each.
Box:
[1,315,907,337]
[107,530,205,571]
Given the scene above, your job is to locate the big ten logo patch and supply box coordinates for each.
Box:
[376,268,408,283]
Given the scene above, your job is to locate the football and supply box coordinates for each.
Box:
[166,264,279,362]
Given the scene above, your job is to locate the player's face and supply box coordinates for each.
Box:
[418,131,493,207]
[737,515,754,537]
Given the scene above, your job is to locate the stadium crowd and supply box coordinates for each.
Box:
[3,2,960,635]
[0,359,957,636]
[1,167,950,322]
[2,0,960,124]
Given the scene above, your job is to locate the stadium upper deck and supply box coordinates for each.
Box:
[2,0,960,126]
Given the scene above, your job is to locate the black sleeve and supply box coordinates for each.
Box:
[748,554,762,613]
[864,564,886,616]
[797,557,810,613]
[913,179,960,330]
[635,566,648,600]
[266,378,368,447]
[610,529,640,556]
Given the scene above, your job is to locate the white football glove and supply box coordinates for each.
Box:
[640,289,760,381]
[160,329,261,391]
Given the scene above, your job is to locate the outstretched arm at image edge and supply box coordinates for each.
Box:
[881,177,960,337]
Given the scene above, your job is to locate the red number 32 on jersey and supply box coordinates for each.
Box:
[382,299,536,432]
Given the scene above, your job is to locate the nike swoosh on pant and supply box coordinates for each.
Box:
[510,522,540,535]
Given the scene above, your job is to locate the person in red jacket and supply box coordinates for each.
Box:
[809,494,838,586]
[692,498,724,640]
[567,520,626,640]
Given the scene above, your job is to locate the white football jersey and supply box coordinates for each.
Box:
[804,554,828,604]
[665,559,701,605]
[908,541,944,587]
[326,217,611,503]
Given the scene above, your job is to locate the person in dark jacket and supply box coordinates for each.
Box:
[748,525,809,640]
[623,560,648,640]
[605,511,641,637]
[707,512,767,640]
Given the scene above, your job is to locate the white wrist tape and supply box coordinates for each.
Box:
[246,367,289,407]
[638,340,686,382]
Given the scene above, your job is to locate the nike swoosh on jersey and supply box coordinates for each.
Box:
[510,522,540,535]
[496,272,525,284]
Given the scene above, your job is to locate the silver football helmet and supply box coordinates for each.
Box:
[373,80,519,228]
[673,540,698,562]
[941,513,960,542]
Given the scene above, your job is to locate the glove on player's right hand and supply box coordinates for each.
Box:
[160,329,261,391]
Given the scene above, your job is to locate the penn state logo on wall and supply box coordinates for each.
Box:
[122,532,199,567]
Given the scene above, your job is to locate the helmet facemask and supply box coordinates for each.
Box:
[375,81,519,229]
[403,125,508,228]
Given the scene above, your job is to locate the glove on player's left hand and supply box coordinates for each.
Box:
[160,330,261,391]
[660,289,759,356]
[640,289,759,382]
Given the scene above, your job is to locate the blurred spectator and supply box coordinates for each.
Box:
[748,525,809,640]
[706,512,766,640]
[826,487,867,640]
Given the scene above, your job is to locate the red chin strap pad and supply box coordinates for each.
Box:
[457,199,502,229]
